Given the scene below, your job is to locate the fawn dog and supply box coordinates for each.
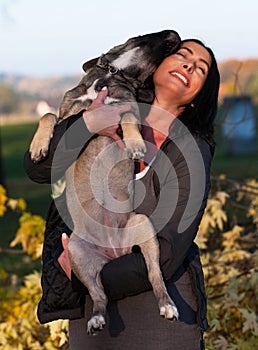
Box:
[30,30,181,334]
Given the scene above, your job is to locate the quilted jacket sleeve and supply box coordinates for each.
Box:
[24,112,93,184]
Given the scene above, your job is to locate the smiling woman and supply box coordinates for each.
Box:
[153,41,212,115]
[24,34,220,350]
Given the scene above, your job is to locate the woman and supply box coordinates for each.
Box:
[24,38,220,349]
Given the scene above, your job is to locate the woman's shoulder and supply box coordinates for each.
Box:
[164,127,214,160]
[192,132,215,160]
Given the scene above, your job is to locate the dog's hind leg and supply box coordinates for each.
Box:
[68,234,108,335]
[124,213,179,320]
[139,237,179,320]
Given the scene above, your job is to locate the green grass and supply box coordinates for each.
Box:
[1,123,51,213]
[0,122,51,276]
[212,152,258,180]
[212,130,258,180]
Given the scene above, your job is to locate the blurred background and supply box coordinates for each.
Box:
[0,0,257,349]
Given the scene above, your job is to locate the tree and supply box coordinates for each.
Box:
[0,83,20,186]
[0,84,20,114]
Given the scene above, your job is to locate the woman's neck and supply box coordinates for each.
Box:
[137,105,175,172]
[137,101,185,172]
[143,104,176,141]
[151,96,186,122]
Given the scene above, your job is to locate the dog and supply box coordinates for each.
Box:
[29,30,180,162]
[30,30,181,334]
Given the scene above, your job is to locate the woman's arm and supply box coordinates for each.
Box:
[24,87,129,184]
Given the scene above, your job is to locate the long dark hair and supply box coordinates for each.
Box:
[177,39,220,149]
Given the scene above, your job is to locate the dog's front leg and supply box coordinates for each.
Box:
[29,113,57,162]
[68,234,108,335]
[121,112,146,160]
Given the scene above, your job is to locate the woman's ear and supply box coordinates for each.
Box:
[82,57,99,72]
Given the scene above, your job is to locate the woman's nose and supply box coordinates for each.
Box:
[183,62,194,73]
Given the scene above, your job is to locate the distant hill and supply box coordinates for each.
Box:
[0,73,82,109]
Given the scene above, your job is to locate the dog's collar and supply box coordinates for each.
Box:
[96,55,141,92]
[96,55,119,75]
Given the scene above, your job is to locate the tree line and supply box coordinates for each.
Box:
[0,58,257,116]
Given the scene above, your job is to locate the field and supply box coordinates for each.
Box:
[0,121,258,276]
[0,123,51,275]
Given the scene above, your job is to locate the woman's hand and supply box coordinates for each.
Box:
[58,233,72,280]
[83,86,131,149]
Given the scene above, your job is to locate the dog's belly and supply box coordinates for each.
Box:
[98,246,131,260]
[71,235,131,261]
[70,200,133,257]
[66,136,135,249]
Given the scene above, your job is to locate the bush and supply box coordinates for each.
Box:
[0,185,68,349]
[0,178,257,349]
[198,176,258,349]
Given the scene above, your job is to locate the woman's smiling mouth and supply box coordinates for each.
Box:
[170,71,189,86]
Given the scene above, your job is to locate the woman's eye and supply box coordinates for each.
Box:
[177,52,185,57]
[199,67,206,74]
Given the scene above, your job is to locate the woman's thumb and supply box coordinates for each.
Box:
[95,86,108,103]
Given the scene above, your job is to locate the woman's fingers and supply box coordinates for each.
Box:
[83,86,132,148]
[58,233,72,280]
[111,133,126,150]
[61,232,69,251]
[90,87,132,117]
[91,86,109,107]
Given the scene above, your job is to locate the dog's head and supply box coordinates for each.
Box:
[108,30,180,77]
[83,30,180,80]
[82,30,181,103]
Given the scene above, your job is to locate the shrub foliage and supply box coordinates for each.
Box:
[0,179,257,349]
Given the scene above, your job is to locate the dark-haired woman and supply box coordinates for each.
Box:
[24,38,220,350]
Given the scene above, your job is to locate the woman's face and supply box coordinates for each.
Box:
[153,41,212,108]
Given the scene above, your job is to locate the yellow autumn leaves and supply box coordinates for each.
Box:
[196,177,258,349]
[10,213,45,260]
[0,185,8,216]
[0,175,257,349]
[0,185,44,260]
[0,185,26,216]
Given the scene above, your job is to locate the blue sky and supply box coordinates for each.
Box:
[1,0,257,77]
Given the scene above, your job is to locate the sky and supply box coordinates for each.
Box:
[0,0,257,77]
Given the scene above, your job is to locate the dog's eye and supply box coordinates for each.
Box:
[109,66,119,74]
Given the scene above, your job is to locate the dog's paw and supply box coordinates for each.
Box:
[87,315,106,335]
[29,134,52,162]
[29,113,57,162]
[124,138,147,160]
[160,303,179,320]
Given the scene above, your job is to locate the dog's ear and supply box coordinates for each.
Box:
[136,75,155,103]
[136,88,154,103]
[82,57,99,72]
